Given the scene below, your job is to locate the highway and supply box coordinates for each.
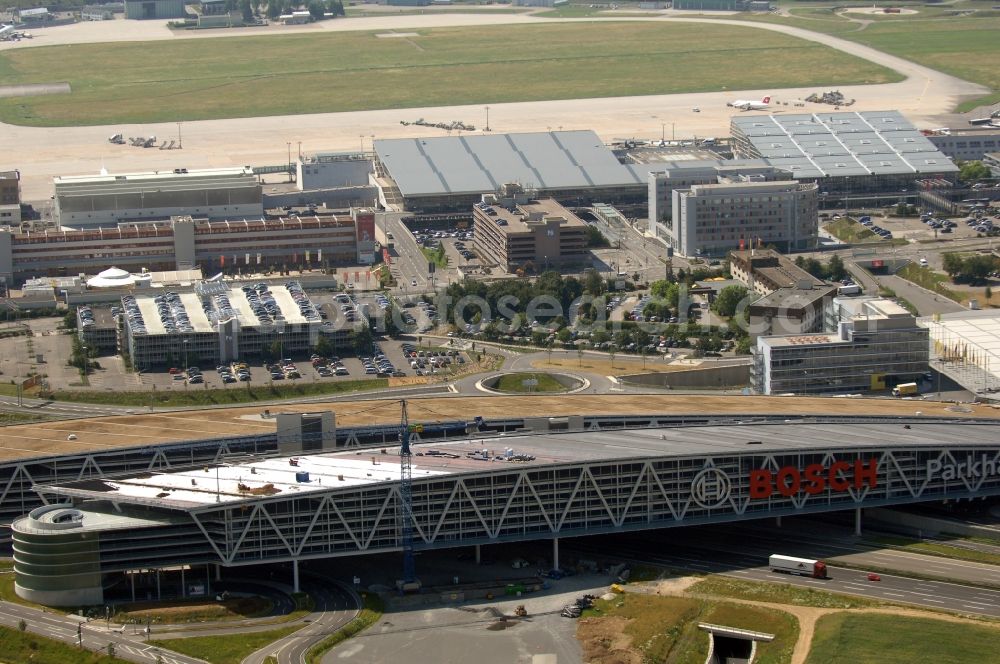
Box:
[571,519,1000,618]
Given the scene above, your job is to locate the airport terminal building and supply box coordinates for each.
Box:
[730,111,959,197]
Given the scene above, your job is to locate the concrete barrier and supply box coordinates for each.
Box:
[618,363,750,390]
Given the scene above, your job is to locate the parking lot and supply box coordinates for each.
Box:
[850,208,1000,242]
[135,338,469,391]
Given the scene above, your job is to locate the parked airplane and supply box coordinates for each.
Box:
[728,96,771,111]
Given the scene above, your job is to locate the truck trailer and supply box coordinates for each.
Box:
[769,554,828,579]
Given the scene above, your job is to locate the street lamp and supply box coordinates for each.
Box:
[81,345,88,379]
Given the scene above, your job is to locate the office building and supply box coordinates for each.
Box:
[731,111,959,196]
[296,153,373,191]
[752,298,928,394]
[647,161,776,240]
[54,167,263,228]
[669,180,818,257]
[729,248,826,296]
[0,170,20,227]
[473,186,588,273]
[747,283,839,339]
[0,212,370,285]
[983,152,1000,177]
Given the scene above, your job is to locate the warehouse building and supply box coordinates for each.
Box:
[373,131,652,213]
[124,0,185,19]
[0,211,372,285]
[54,167,263,228]
[472,185,589,273]
[668,179,818,257]
[752,298,928,394]
[731,112,959,197]
[924,127,1000,163]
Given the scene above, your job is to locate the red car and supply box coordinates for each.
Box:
[867,573,881,582]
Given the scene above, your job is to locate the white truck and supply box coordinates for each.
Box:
[769,554,828,579]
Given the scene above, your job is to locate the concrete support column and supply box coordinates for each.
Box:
[775,515,782,527]
[181,567,186,598]
[855,507,862,536]
[215,564,221,582]
[156,570,161,600]
[475,544,481,564]
[292,559,300,593]
[206,564,211,596]
[130,572,136,602]
[553,537,560,570]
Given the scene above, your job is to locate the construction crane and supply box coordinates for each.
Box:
[397,399,420,591]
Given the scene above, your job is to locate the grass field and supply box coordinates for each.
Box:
[44,377,388,407]
[151,623,303,664]
[721,1,1000,110]
[0,625,133,664]
[865,534,1000,567]
[0,23,897,126]
[806,613,1000,664]
[492,372,567,392]
[580,592,797,664]
[688,576,887,610]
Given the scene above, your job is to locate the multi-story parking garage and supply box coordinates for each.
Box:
[11,415,1000,605]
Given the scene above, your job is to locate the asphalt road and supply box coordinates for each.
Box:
[571,519,1000,618]
[242,575,360,664]
[0,597,203,664]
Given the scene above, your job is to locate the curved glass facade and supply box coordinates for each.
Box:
[12,505,103,606]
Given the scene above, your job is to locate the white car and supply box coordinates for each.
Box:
[411,278,417,287]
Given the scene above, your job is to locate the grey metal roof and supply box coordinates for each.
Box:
[374,130,643,197]
[732,111,958,177]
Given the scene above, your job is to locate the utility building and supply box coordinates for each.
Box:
[54,167,263,228]
[124,0,186,19]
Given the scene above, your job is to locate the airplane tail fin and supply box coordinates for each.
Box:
[762,96,771,104]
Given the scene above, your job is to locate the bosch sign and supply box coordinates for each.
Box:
[749,459,878,499]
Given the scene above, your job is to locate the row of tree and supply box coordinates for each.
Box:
[941,252,999,286]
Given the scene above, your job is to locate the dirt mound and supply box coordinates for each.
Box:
[578,616,641,664]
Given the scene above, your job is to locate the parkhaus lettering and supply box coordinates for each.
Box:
[749,459,879,500]
[926,454,999,482]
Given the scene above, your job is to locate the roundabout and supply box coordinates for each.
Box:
[476,371,590,395]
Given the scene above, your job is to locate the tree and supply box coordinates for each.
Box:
[827,254,847,282]
[63,309,77,330]
[959,160,991,183]
[241,0,253,21]
[584,225,610,248]
[556,327,572,344]
[942,252,964,278]
[351,325,373,355]
[961,254,996,285]
[18,618,26,632]
[267,0,283,19]
[577,346,584,367]
[583,269,604,296]
[649,279,679,308]
[711,285,749,318]
[308,0,324,19]
[986,286,993,303]
[313,336,332,358]
[267,340,283,361]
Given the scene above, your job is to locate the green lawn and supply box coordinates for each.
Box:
[896,263,967,304]
[421,245,449,270]
[865,534,1000,567]
[45,378,388,407]
[688,576,887,610]
[581,592,797,664]
[0,625,133,664]
[151,624,304,664]
[0,411,52,425]
[806,613,1000,664]
[0,22,897,126]
[493,372,567,393]
[823,218,880,244]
